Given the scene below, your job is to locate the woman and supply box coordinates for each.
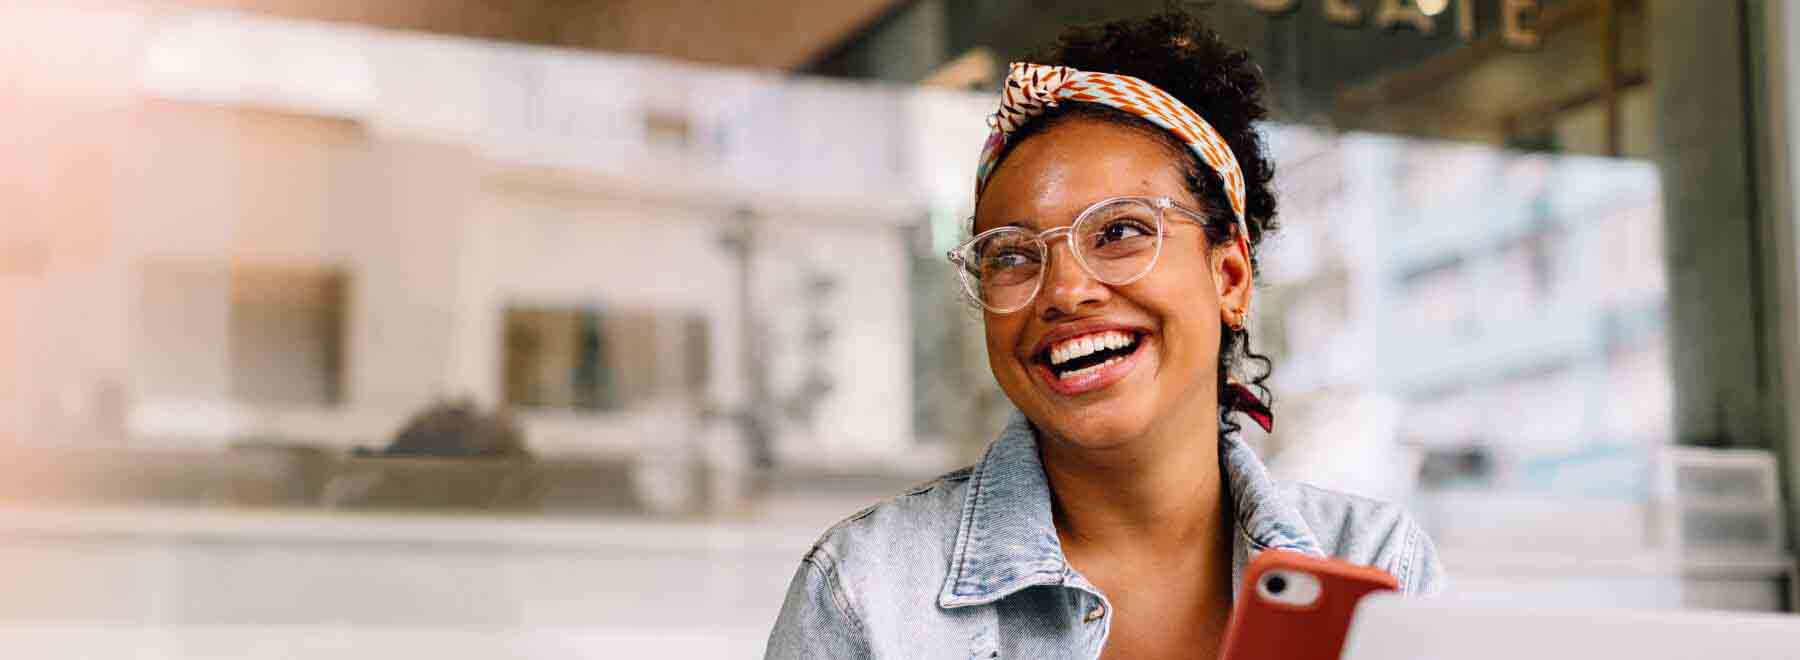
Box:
[766,10,1442,659]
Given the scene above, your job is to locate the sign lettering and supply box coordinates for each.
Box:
[1246,0,1540,48]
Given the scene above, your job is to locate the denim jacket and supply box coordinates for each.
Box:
[765,411,1445,659]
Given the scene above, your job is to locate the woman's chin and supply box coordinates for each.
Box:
[1004,370,1165,451]
[1029,408,1155,452]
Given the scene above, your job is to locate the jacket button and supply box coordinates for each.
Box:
[1084,605,1105,623]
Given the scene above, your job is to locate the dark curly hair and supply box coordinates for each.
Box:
[978,8,1278,437]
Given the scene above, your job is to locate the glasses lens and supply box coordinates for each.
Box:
[963,229,1043,311]
[1075,199,1162,283]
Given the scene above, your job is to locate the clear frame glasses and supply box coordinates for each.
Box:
[946,195,1210,314]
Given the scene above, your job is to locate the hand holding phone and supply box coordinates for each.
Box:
[1218,550,1399,660]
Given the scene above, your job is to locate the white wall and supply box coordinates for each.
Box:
[0,508,816,659]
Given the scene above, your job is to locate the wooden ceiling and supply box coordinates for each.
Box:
[165,0,904,70]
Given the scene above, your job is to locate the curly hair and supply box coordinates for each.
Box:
[979,8,1278,437]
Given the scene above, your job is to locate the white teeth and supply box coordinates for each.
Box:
[1048,331,1138,366]
[1058,355,1124,380]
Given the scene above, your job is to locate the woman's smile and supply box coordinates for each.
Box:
[1028,321,1154,397]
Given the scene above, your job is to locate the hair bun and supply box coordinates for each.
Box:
[1030,7,1277,244]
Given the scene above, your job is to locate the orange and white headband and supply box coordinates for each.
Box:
[974,62,1250,242]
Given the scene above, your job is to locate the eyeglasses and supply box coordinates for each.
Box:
[946,195,1210,314]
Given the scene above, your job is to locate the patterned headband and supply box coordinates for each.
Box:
[974,62,1250,241]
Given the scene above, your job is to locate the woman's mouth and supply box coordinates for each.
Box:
[1032,329,1148,396]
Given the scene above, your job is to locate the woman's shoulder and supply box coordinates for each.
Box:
[1276,481,1447,595]
[801,466,975,580]
[769,466,994,657]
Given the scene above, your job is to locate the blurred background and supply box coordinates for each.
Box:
[3,0,1800,656]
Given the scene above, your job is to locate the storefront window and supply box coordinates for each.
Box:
[0,2,1792,653]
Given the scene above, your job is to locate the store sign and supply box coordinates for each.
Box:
[1245,0,1541,48]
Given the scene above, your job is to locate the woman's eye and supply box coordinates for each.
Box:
[1095,220,1153,245]
[985,250,1037,270]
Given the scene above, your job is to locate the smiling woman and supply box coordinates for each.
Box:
[766,9,1443,660]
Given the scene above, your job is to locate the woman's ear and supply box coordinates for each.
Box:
[1211,233,1254,326]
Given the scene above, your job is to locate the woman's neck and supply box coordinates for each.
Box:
[1040,409,1228,561]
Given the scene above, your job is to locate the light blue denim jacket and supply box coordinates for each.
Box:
[765,411,1445,658]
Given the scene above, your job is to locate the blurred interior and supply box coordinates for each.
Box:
[3,0,1800,656]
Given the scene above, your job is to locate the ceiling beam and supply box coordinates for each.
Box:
[163,0,905,70]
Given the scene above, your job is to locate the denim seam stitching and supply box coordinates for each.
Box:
[1399,518,1421,595]
[805,547,869,641]
[1223,438,1264,553]
[904,466,973,498]
[945,452,989,601]
[956,459,991,596]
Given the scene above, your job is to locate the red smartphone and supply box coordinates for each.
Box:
[1217,549,1398,660]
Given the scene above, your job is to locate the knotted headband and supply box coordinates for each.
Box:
[974,62,1250,243]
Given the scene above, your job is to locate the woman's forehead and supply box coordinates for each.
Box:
[974,121,1195,231]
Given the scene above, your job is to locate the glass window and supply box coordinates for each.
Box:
[0,3,1791,653]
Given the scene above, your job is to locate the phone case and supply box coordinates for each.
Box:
[1218,549,1399,660]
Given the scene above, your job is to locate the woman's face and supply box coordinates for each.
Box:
[973,119,1253,450]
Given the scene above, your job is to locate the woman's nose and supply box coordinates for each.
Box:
[1037,239,1108,318]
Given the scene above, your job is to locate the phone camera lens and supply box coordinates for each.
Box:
[1265,575,1287,594]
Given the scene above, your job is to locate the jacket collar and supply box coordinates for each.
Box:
[937,410,1323,609]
